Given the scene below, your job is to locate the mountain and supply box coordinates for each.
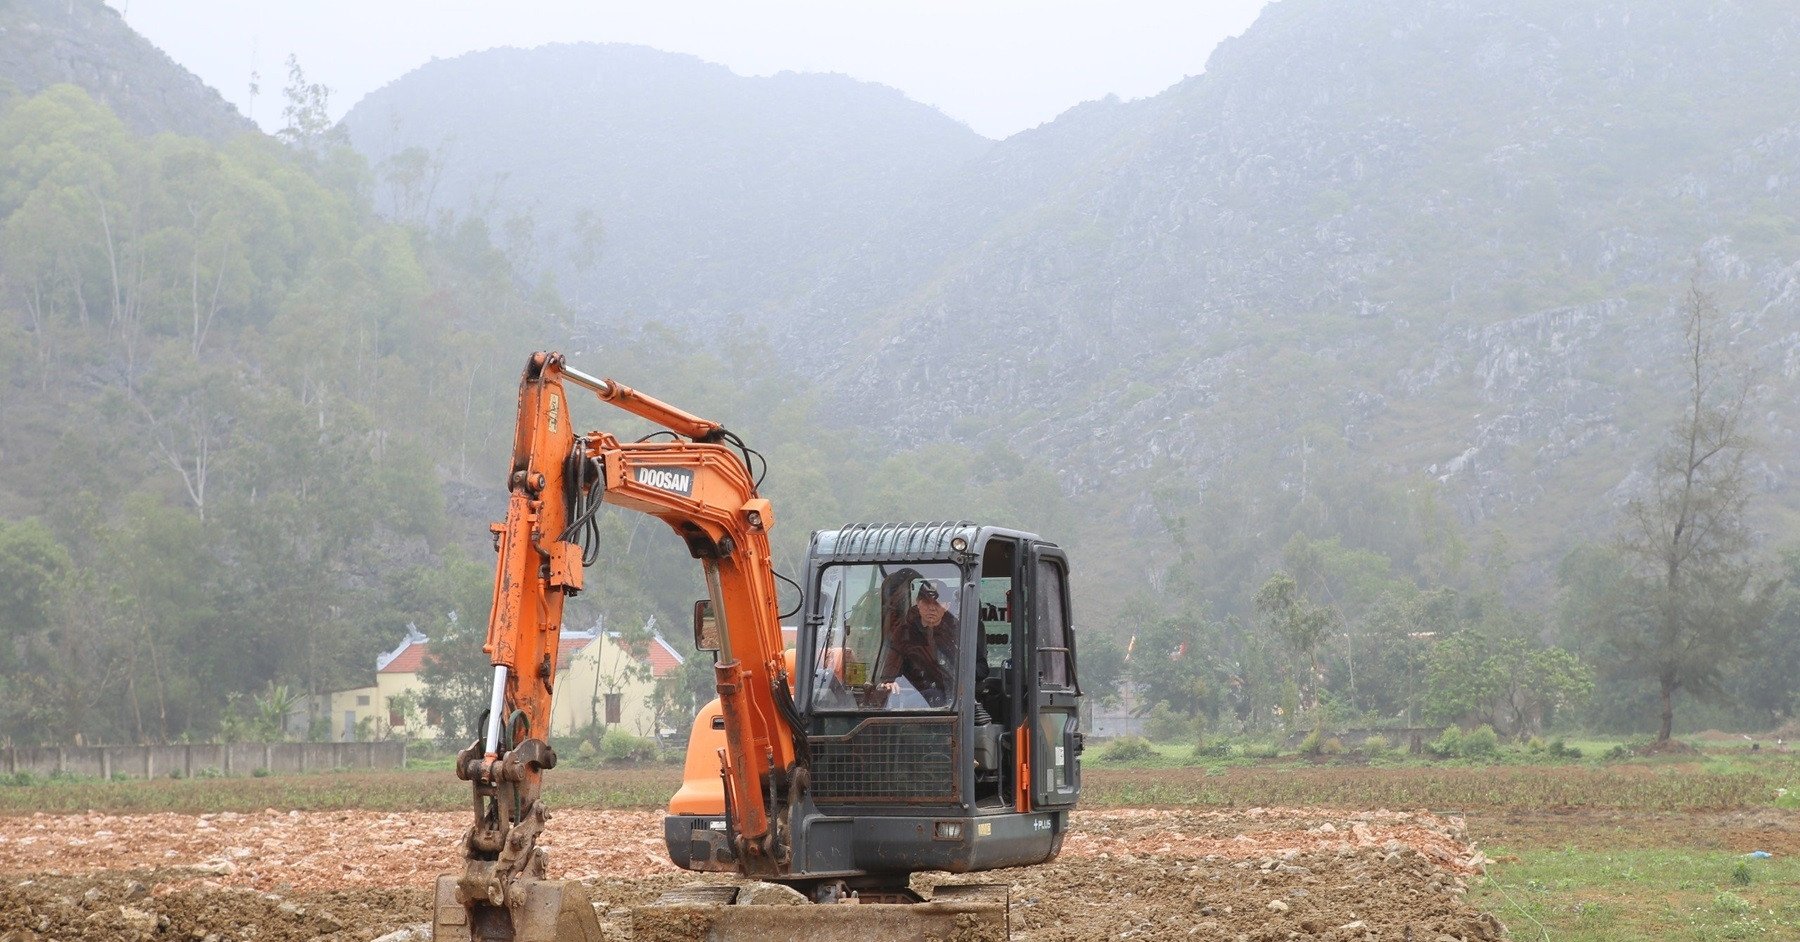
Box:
[342,1,1800,596]
[0,0,253,140]
[342,44,991,328]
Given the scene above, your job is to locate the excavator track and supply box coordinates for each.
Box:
[631,882,1009,942]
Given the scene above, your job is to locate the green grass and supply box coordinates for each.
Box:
[8,746,1800,816]
[1475,847,1800,941]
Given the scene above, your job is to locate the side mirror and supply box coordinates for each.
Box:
[693,599,720,653]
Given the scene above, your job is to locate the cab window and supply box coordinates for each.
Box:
[809,562,962,711]
[1035,558,1073,689]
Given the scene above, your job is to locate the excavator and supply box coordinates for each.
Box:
[434,352,1082,942]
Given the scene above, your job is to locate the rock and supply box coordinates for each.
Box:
[370,923,430,942]
[118,906,158,933]
[736,881,808,905]
[1266,899,1289,913]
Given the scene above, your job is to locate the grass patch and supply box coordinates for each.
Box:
[1474,845,1800,941]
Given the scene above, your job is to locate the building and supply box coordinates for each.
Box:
[321,621,687,742]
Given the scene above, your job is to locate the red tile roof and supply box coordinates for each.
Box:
[645,636,685,678]
[556,634,595,671]
[379,633,598,675]
[379,641,429,674]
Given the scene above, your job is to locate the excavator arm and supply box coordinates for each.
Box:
[441,352,802,942]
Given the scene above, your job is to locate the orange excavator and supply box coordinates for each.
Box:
[435,352,1082,942]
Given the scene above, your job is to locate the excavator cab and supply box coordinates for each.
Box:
[664,522,1082,897]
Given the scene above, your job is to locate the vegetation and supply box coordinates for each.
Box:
[1563,287,1778,743]
[0,77,1077,746]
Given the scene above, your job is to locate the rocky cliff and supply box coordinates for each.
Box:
[0,0,252,140]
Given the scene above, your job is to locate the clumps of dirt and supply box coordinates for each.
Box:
[0,809,672,892]
[0,870,428,942]
[0,808,1503,940]
[929,808,1504,941]
[984,845,1504,941]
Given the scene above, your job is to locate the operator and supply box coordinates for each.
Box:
[876,580,960,707]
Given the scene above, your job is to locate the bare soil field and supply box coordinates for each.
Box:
[0,807,1503,940]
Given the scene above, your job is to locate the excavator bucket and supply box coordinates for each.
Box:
[432,875,605,942]
[630,884,1009,942]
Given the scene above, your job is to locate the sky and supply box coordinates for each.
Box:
[111,0,1272,140]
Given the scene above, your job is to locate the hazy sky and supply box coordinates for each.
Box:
[113,1,1271,140]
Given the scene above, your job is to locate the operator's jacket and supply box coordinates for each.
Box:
[878,610,960,706]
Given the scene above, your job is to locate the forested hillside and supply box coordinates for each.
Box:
[336,0,1800,737]
[5,0,1800,744]
[0,0,252,140]
[349,0,1800,590]
[344,43,992,328]
[0,20,1064,744]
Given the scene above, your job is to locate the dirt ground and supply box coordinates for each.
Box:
[0,807,1504,940]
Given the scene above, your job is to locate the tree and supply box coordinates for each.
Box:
[1424,633,1593,735]
[1254,571,1340,721]
[1123,614,1217,719]
[0,518,70,665]
[1599,285,1777,743]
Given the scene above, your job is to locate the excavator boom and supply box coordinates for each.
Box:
[437,353,806,942]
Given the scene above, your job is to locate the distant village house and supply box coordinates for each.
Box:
[320,622,685,742]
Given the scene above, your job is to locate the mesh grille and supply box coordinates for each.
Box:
[810,716,956,804]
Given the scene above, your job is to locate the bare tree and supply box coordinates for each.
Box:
[1610,284,1777,744]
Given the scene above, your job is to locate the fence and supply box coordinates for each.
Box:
[0,741,406,779]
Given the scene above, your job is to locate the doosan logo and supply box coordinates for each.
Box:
[635,466,694,496]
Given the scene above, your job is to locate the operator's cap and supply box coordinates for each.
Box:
[917,581,940,600]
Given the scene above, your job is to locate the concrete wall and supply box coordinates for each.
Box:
[0,742,405,779]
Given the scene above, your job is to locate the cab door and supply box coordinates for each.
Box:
[1024,543,1080,809]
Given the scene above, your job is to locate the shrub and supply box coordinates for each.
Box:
[1298,730,1323,756]
[1604,744,1632,761]
[1462,725,1500,759]
[1099,736,1155,762]
[5,771,37,787]
[1241,741,1281,759]
[1362,735,1391,757]
[1321,736,1345,756]
[1429,726,1464,758]
[577,739,598,760]
[1732,860,1753,886]
[251,766,272,778]
[1143,705,1195,744]
[1524,736,1547,754]
[1191,740,1233,759]
[1548,738,1582,759]
[599,728,658,763]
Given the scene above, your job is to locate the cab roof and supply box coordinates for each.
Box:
[810,522,1045,563]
